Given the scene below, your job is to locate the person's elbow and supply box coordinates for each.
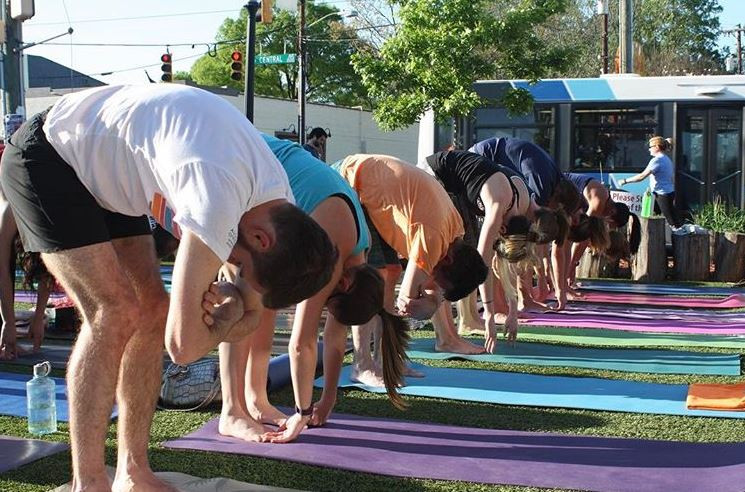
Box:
[165,330,203,365]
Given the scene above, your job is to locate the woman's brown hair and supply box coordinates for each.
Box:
[378,310,410,410]
[326,264,384,326]
[568,214,610,252]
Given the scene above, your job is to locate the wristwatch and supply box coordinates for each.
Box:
[295,403,314,417]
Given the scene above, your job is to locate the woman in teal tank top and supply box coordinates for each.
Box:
[218,134,409,444]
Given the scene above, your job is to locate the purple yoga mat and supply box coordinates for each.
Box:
[521,312,745,334]
[568,292,745,309]
[163,414,745,492]
[0,435,68,474]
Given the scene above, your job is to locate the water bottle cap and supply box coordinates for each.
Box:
[33,361,51,378]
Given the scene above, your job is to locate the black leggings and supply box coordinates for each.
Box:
[654,192,683,228]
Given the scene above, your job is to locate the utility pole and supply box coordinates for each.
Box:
[243,1,260,121]
[618,0,633,74]
[297,0,306,144]
[597,0,609,74]
[722,24,745,74]
[1,0,24,118]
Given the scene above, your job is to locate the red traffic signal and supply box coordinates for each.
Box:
[160,53,172,82]
[230,50,243,82]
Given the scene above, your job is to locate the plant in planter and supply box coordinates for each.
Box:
[694,198,745,282]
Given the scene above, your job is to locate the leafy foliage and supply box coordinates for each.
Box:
[190,3,371,107]
[352,0,574,130]
[695,198,745,233]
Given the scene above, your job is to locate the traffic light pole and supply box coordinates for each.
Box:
[297,0,306,144]
[1,0,24,118]
[244,1,260,121]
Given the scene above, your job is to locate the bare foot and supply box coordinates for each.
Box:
[403,364,425,378]
[457,321,485,337]
[519,299,551,313]
[350,364,385,387]
[435,337,485,355]
[218,411,269,442]
[71,475,112,492]
[113,468,178,492]
[247,402,288,427]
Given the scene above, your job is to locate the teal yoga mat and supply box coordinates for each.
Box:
[316,363,745,419]
[518,326,745,349]
[406,338,741,376]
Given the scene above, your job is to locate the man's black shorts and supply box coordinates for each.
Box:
[0,109,151,253]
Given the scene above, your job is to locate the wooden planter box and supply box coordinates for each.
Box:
[672,232,710,281]
[577,250,619,278]
[714,231,745,282]
[631,217,667,282]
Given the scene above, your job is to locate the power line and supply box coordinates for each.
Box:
[26,9,238,26]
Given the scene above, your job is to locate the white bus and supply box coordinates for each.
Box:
[418,74,745,211]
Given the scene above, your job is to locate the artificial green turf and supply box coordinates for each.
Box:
[0,329,742,492]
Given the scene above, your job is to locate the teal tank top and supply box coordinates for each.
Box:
[261,134,369,256]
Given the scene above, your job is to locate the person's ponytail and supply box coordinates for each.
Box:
[628,213,641,254]
[378,310,410,410]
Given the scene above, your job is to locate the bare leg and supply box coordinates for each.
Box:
[351,316,384,387]
[218,335,268,441]
[432,302,485,354]
[105,236,176,492]
[457,291,484,336]
[244,309,286,425]
[42,243,142,492]
[29,276,51,352]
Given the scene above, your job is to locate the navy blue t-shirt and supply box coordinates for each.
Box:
[470,137,561,206]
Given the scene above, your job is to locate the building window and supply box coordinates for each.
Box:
[472,106,555,155]
[572,105,658,171]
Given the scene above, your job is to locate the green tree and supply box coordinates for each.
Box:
[190,3,371,107]
[352,0,574,131]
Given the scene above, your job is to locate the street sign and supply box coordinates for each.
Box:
[255,53,297,65]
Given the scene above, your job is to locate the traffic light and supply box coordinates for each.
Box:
[260,0,273,24]
[230,51,243,82]
[160,53,172,82]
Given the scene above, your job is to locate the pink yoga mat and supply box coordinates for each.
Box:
[554,305,744,323]
[567,292,745,309]
[520,313,745,335]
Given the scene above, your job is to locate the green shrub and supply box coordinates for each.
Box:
[695,198,745,233]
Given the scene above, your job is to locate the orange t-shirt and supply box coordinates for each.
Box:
[337,154,464,274]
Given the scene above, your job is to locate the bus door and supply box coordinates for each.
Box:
[677,107,742,210]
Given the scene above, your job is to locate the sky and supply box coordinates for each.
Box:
[16,0,745,87]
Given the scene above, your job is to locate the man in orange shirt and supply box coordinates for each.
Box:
[311,154,488,426]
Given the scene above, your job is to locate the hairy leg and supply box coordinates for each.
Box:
[42,243,142,492]
[245,309,286,425]
[107,236,175,492]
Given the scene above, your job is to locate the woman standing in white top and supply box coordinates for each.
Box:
[620,136,683,228]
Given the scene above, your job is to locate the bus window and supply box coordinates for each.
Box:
[572,105,658,172]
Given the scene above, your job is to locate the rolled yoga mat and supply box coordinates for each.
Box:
[316,363,745,419]
[163,413,745,492]
[0,371,117,421]
[577,280,743,297]
[519,312,745,335]
[0,435,68,474]
[406,338,741,376]
[517,326,745,349]
[567,291,745,308]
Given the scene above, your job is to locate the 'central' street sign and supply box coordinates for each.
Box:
[255,53,297,65]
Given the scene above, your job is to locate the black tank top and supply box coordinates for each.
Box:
[425,150,522,216]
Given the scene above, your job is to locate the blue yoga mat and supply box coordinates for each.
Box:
[0,372,116,422]
[578,280,742,296]
[316,363,745,419]
[406,339,742,376]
